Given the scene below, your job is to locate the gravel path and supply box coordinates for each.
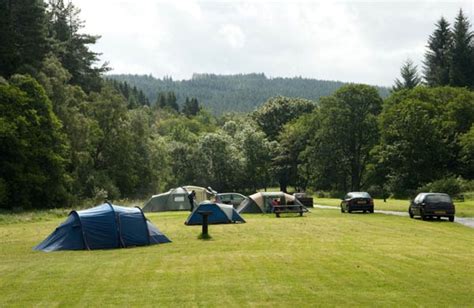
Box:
[313,205,474,229]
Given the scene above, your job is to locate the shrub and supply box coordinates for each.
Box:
[417,177,462,196]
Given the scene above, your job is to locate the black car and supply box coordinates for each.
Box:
[409,193,455,222]
[340,192,374,213]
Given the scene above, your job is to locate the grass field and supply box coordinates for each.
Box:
[0,209,473,306]
[314,197,474,217]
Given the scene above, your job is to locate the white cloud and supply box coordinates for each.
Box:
[219,24,246,49]
[73,0,474,86]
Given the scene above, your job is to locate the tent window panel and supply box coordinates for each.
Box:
[174,196,185,202]
[233,196,244,203]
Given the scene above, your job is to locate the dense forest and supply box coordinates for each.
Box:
[1,1,473,210]
[108,73,390,114]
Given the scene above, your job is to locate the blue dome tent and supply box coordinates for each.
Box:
[34,203,171,252]
[185,202,246,225]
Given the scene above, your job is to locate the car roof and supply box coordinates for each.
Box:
[416,192,450,197]
[217,193,246,197]
[347,192,371,197]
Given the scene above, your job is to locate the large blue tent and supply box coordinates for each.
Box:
[34,203,171,252]
[185,202,246,225]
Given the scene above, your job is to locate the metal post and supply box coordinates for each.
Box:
[202,213,208,235]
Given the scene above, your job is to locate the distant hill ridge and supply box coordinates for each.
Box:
[108,73,390,114]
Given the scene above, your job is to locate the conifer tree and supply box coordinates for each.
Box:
[182,97,201,116]
[48,0,108,92]
[0,0,49,77]
[423,17,453,86]
[167,92,179,111]
[449,9,473,88]
[393,59,422,91]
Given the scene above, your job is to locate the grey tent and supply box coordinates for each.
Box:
[237,192,306,214]
[143,187,195,212]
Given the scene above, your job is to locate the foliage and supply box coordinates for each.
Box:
[253,96,315,140]
[423,17,453,86]
[449,9,474,88]
[156,91,179,112]
[423,12,474,88]
[417,177,463,197]
[375,87,474,197]
[302,84,383,192]
[1,1,473,209]
[393,59,422,91]
[109,73,390,115]
[0,75,69,209]
[182,97,201,116]
[459,124,474,178]
[47,0,109,92]
[0,0,49,77]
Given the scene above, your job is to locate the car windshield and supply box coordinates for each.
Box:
[425,194,451,203]
[350,192,371,199]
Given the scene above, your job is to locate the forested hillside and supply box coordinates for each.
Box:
[1,0,473,210]
[108,73,390,114]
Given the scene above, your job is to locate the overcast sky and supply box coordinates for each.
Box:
[74,0,473,87]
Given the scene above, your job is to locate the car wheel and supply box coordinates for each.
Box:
[348,208,352,213]
[341,206,345,213]
[409,209,414,218]
[449,216,455,222]
[369,209,374,214]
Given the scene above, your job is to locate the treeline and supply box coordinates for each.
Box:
[1,1,473,211]
[394,10,474,90]
[109,73,390,114]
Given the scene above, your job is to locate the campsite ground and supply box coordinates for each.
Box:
[1,209,473,306]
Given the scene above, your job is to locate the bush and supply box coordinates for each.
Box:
[366,185,389,199]
[417,177,462,196]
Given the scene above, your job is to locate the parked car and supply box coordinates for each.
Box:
[340,192,374,213]
[409,193,455,222]
[215,193,247,208]
[293,192,314,208]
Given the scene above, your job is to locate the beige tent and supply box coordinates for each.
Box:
[237,192,305,214]
[182,185,215,203]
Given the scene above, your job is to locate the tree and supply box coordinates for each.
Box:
[0,0,49,77]
[195,133,244,191]
[182,97,201,116]
[253,96,315,140]
[305,84,383,192]
[155,91,179,111]
[0,74,69,209]
[459,125,474,179]
[393,59,422,91]
[449,9,474,88]
[166,92,179,111]
[376,86,474,196]
[253,96,315,191]
[47,0,108,93]
[423,17,453,86]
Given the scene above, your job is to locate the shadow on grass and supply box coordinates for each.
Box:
[198,233,213,240]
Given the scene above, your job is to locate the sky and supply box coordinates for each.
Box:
[74,0,473,87]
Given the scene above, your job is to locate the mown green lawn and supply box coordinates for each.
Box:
[314,197,474,217]
[0,209,473,306]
